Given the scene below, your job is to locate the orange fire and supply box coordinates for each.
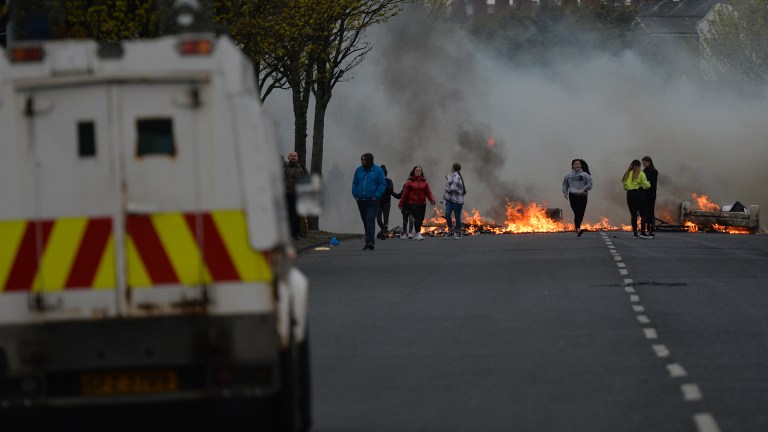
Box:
[422,200,621,235]
[692,193,720,211]
[684,221,699,232]
[712,224,752,234]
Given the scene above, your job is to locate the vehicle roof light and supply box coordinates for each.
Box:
[178,39,214,56]
[10,46,45,63]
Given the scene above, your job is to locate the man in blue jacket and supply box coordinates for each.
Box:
[352,153,387,251]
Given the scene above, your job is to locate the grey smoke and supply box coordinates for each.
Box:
[267,5,768,234]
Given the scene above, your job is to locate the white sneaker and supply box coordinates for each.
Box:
[415,233,424,241]
[407,232,413,239]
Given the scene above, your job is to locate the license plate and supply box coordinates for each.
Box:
[81,369,178,395]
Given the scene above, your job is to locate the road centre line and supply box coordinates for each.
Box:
[693,413,722,432]
[643,328,659,339]
[603,240,720,432]
[667,363,688,378]
[681,383,703,401]
[653,344,670,357]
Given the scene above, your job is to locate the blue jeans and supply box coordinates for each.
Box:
[445,200,463,232]
[357,199,380,245]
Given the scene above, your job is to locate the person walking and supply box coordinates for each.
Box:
[641,156,658,238]
[443,162,466,238]
[399,194,415,239]
[352,153,386,251]
[622,159,652,239]
[284,151,308,241]
[376,164,402,240]
[562,159,592,237]
[398,166,436,241]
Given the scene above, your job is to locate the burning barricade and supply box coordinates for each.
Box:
[680,194,760,234]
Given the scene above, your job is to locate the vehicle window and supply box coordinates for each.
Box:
[137,118,176,157]
[78,121,96,157]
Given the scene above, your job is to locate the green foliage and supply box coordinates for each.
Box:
[700,0,768,86]
[53,0,164,41]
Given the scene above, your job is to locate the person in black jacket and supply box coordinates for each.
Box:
[284,151,308,241]
[376,165,402,240]
[641,156,659,238]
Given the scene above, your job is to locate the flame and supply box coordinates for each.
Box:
[411,194,755,237]
[692,193,720,211]
[712,224,752,234]
[421,200,621,235]
[684,221,699,232]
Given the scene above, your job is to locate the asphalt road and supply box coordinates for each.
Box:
[297,231,768,432]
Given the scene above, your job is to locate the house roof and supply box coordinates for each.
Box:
[635,0,722,35]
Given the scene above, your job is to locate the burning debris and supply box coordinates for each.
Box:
[383,193,760,238]
[386,200,623,237]
[680,194,760,234]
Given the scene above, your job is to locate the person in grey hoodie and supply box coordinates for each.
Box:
[562,159,592,237]
[352,153,387,250]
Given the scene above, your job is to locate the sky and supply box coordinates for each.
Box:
[266,5,768,234]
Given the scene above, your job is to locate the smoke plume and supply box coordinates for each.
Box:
[269,5,768,234]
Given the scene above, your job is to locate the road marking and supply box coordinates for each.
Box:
[625,286,636,293]
[624,278,633,284]
[633,305,645,312]
[653,344,670,357]
[630,294,640,302]
[614,255,622,261]
[693,413,721,432]
[681,383,703,401]
[619,269,628,275]
[643,328,658,339]
[637,315,651,324]
[617,262,626,268]
[667,363,688,378]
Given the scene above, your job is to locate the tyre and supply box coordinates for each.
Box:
[272,331,312,432]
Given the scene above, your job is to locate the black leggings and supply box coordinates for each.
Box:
[644,191,656,233]
[626,189,647,234]
[377,202,391,231]
[569,194,588,230]
[406,204,427,232]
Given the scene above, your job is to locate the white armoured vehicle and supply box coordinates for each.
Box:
[0,33,311,431]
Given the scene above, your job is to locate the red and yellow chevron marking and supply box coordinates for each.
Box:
[0,210,271,293]
[0,217,113,293]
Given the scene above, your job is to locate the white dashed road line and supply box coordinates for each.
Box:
[666,363,688,378]
[693,413,722,432]
[643,328,659,339]
[681,383,703,401]
[602,235,722,430]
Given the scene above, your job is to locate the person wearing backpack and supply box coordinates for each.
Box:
[376,164,402,240]
[443,162,466,238]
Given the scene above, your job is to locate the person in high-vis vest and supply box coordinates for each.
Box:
[622,159,652,239]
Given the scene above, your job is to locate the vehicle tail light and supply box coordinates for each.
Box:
[178,39,214,56]
[10,46,44,63]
